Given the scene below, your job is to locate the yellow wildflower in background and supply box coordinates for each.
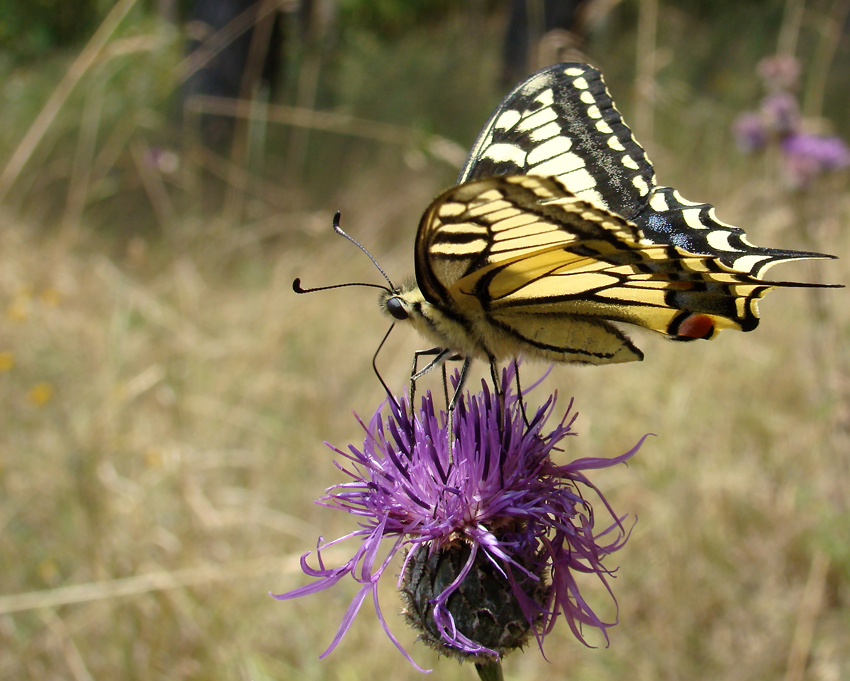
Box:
[6,298,29,322]
[39,287,62,306]
[38,558,61,586]
[27,382,54,406]
[144,448,164,468]
[0,351,13,372]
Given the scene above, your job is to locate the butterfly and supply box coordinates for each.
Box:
[374,62,839,402]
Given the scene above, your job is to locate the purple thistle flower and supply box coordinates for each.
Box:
[757,55,801,92]
[733,112,769,152]
[274,365,648,669]
[760,92,801,136]
[782,132,850,187]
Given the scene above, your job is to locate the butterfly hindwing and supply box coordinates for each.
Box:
[634,186,832,277]
[487,311,644,364]
[415,175,779,365]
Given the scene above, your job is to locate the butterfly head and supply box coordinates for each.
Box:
[383,293,409,321]
[379,281,426,322]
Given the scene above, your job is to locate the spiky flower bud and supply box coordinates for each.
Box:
[402,539,549,660]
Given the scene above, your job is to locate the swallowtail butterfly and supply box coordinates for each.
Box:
[378,62,839,391]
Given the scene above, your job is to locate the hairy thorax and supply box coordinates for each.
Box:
[380,282,525,362]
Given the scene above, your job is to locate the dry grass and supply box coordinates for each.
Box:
[1,6,849,681]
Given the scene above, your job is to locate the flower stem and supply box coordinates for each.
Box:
[475,659,504,681]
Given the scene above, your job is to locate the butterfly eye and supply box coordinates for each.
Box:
[386,296,409,321]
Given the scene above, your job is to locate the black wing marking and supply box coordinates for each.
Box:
[457,62,655,220]
[634,186,836,278]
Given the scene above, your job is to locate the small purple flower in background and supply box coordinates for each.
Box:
[760,92,800,136]
[757,55,801,92]
[733,55,849,188]
[274,365,648,672]
[782,133,850,188]
[144,146,180,174]
[733,112,768,152]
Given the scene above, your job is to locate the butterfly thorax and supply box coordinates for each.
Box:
[381,279,609,364]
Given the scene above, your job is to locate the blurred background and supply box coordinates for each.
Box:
[1,0,848,679]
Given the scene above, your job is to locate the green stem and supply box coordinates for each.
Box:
[475,658,504,681]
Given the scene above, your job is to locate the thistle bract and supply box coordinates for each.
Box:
[274,365,647,669]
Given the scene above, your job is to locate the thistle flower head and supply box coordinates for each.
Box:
[733,55,849,188]
[274,365,647,669]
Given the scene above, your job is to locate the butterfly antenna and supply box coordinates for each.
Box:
[292,278,389,294]
[331,211,396,290]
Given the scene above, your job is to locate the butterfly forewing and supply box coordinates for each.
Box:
[457,63,656,219]
[416,175,643,304]
[456,62,834,280]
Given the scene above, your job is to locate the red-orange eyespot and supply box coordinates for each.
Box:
[676,313,715,339]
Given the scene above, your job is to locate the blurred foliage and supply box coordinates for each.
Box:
[0,0,105,63]
[336,0,502,38]
[337,0,459,37]
[666,0,775,17]
[0,13,183,232]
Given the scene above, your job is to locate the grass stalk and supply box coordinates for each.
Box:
[0,555,302,616]
[802,0,850,119]
[634,0,658,148]
[0,0,140,205]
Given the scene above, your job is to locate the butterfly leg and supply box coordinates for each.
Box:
[489,359,500,392]
[485,358,530,431]
[512,360,531,429]
[440,362,449,415]
[446,356,472,463]
[486,356,509,434]
[410,347,451,417]
[372,324,406,415]
[447,355,472,414]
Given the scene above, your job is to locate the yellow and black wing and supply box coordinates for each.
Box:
[415,175,813,364]
[458,63,655,219]
[403,62,838,366]
[456,62,834,278]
